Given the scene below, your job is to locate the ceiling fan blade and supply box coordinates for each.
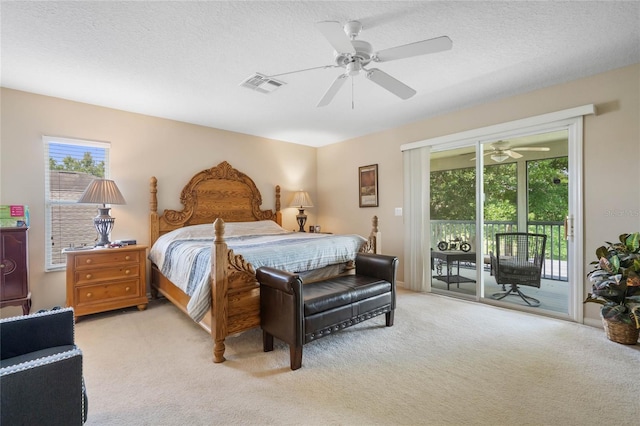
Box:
[506,150,523,159]
[317,73,348,107]
[375,36,452,63]
[511,147,551,152]
[365,68,416,99]
[316,21,356,54]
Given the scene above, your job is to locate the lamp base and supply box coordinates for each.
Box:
[94,207,115,246]
[296,209,307,232]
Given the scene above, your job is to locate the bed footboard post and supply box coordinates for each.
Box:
[364,215,381,254]
[275,185,282,226]
[372,215,381,254]
[150,177,160,247]
[212,218,228,363]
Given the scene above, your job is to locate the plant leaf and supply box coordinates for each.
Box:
[627,273,640,287]
[595,246,608,259]
[609,255,620,273]
[625,232,640,252]
[630,305,640,329]
[595,286,625,303]
[602,304,632,324]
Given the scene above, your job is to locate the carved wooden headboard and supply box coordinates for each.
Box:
[150,161,281,246]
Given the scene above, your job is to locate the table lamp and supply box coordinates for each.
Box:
[289,190,313,232]
[78,179,126,246]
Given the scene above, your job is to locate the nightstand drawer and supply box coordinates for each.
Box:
[74,265,140,285]
[74,250,140,269]
[75,279,141,305]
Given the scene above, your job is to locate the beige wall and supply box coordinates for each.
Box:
[0,88,316,315]
[317,63,640,325]
[2,63,639,324]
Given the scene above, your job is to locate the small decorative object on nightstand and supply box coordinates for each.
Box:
[64,244,148,318]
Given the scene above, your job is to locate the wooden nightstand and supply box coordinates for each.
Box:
[65,245,148,319]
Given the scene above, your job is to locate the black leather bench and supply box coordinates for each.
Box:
[256,252,398,370]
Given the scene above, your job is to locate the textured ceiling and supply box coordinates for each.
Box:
[2,1,639,147]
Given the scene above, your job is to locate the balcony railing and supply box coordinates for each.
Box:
[431,220,567,281]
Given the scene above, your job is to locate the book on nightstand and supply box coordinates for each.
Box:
[0,205,30,228]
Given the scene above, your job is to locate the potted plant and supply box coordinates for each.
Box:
[584,232,640,344]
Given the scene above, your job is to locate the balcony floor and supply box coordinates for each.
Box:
[430,264,569,314]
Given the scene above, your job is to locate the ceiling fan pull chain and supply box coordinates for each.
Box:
[351,77,355,110]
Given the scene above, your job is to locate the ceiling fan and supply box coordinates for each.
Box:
[473,141,551,162]
[263,20,452,107]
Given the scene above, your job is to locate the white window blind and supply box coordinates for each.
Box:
[43,136,110,271]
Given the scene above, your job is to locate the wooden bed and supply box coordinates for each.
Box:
[149,161,379,363]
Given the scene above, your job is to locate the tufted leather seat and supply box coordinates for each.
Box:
[257,252,398,370]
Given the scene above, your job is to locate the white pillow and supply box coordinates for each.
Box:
[161,220,288,241]
[224,220,289,237]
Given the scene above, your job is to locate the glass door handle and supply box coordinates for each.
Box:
[565,215,574,240]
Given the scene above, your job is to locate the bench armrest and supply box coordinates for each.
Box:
[256,267,302,294]
[355,253,398,285]
[257,267,304,348]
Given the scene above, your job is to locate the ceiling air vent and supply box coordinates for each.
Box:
[240,73,285,94]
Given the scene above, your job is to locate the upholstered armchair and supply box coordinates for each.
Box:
[0,307,88,425]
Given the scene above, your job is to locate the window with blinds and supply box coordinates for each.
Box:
[43,136,110,271]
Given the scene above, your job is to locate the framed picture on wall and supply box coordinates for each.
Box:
[358,164,378,207]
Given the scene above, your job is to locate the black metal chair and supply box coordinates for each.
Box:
[490,232,547,307]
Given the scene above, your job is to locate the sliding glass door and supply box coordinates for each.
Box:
[430,146,478,299]
[428,128,576,320]
[479,131,570,315]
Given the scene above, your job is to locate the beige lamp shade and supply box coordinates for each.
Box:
[78,179,126,206]
[289,191,313,208]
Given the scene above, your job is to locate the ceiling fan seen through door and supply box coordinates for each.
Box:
[256,20,453,107]
[473,141,551,163]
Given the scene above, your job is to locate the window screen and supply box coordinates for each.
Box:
[43,136,110,270]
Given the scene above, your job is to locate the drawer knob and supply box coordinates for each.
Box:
[125,255,131,261]
[85,259,92,264]
[86,274,92,280]
[86,292,92,298]
[125,269,130,275]
[125,286,131,292]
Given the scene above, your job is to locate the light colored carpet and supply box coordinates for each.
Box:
[76,289,640,425]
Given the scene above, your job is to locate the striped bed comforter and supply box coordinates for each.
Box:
[148,221,366,322]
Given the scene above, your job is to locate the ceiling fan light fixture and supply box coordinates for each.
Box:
[347,61,361,76]
[491,153,509,162]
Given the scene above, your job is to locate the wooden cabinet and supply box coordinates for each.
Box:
[65,245,148,318]
[0,227,31,314]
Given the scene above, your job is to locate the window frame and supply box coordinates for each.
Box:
[43,136,111,271]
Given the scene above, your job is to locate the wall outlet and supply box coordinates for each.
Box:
[394,207,403,216]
